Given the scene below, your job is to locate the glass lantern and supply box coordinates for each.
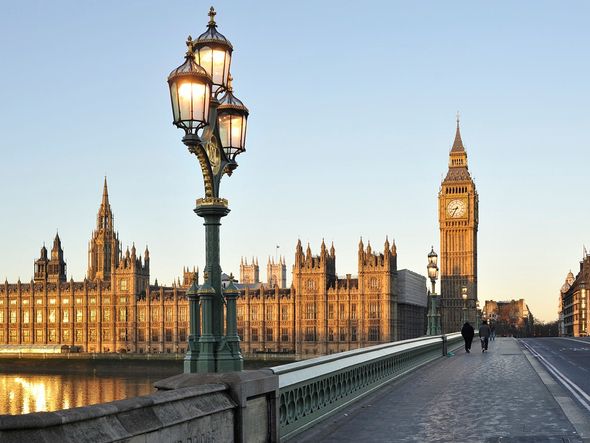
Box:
[217,76,249,159]
[193,7,233,92]
[167,41,212,134]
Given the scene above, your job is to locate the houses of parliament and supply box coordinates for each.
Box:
[0,121,477,356]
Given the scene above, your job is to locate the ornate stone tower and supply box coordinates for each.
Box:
[48,233,67,283]
[34,244,49,282]
[88,178,121,281]
[267,256,287,288]
[292,239,337,354]
[182,266,199,288]
[357,237,398,342]
[240,257,259,285]
[34,234,67,283]
[438,118,479,332]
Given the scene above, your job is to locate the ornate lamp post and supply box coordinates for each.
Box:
[167,7,248,373]
[426,247,441,335]
[461,286,468,325]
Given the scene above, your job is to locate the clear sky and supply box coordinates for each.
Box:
[1,1,588,322]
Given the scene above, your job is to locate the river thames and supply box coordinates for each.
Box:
[0,357,287,415]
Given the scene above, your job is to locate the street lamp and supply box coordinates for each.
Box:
[167,7,248,373]
[461,286,468,325]
[426,247,441,335]
[427,247,438,295]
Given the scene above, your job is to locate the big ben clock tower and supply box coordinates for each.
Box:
[438,117,478,332]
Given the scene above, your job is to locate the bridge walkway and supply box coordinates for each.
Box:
[294,337,587,443]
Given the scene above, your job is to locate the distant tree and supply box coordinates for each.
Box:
[532,319,559,337]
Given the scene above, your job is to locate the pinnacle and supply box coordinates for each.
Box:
[102,176,110,205]
[451,122,465,152]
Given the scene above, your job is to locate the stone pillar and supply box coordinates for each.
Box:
[218,280,243,372]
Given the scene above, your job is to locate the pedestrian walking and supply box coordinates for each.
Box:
[490,323,496,341]
[479,320,491,352]
[461,322,475,353]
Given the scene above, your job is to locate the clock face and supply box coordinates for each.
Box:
[447,199,467,218]
[205,136,221,175]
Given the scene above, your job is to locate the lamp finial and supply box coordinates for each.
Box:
[185,35,195,58]
[208,6,217,27]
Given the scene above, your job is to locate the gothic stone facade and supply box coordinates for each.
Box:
[559,257,590,337]
[439,120,479,332]
[0,181,427,356]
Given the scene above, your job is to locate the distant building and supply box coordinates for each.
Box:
[397,269,428,338]
[238,256,287,289]
[240,257,259,285]
[559,254,590,337]
[482,299,533,337]
[0,182,429,357]
[558,270,575,336]
[267,256,287,289]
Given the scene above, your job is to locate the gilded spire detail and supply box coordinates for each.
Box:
[208,6,217,27]
[451,113,465,153]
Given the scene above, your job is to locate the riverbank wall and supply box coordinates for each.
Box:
[0,370,279,443]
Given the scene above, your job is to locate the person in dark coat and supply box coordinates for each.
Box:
[461,322,475,353]
[479,320,491,352]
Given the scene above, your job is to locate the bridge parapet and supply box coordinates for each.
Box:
[271,332,462,441]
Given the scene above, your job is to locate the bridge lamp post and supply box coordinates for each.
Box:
[167,7,249,373]
[426,247,441,335]
[461,286,468,325]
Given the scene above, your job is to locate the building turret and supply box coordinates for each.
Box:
[34,243,49,282]
[267,255,287,289]
[295,239,304,266]
[293,241,336,290]
[182,266,199,287]
[566,270,575,286]
[240,256,259,285]
[47,232,67,283]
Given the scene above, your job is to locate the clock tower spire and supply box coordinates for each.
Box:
[438,117,479,332]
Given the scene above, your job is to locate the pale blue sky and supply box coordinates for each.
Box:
[1,1,589,322]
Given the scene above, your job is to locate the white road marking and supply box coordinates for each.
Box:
[561,337,590,345]
[522,341,590,413]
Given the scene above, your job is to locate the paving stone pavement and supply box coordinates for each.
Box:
[293,338,586,443]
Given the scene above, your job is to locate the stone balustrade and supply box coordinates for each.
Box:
[0,333,463,442]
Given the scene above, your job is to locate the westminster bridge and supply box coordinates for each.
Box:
[1,335,589,442]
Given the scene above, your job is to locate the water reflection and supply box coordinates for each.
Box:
[0,371,166,415]
[0,358,286,416]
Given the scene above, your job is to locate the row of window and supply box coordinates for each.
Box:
[238,327,290,343]
[0,307,189,324]
[235,326,381,343]
[304,303,380,320]
[0,328,188,343]
[237,302,381,321]
[0,297,126,306]
[237,305,291,322]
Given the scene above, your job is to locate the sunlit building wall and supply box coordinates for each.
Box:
[0,183,428,356]
[560,256,590,337]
